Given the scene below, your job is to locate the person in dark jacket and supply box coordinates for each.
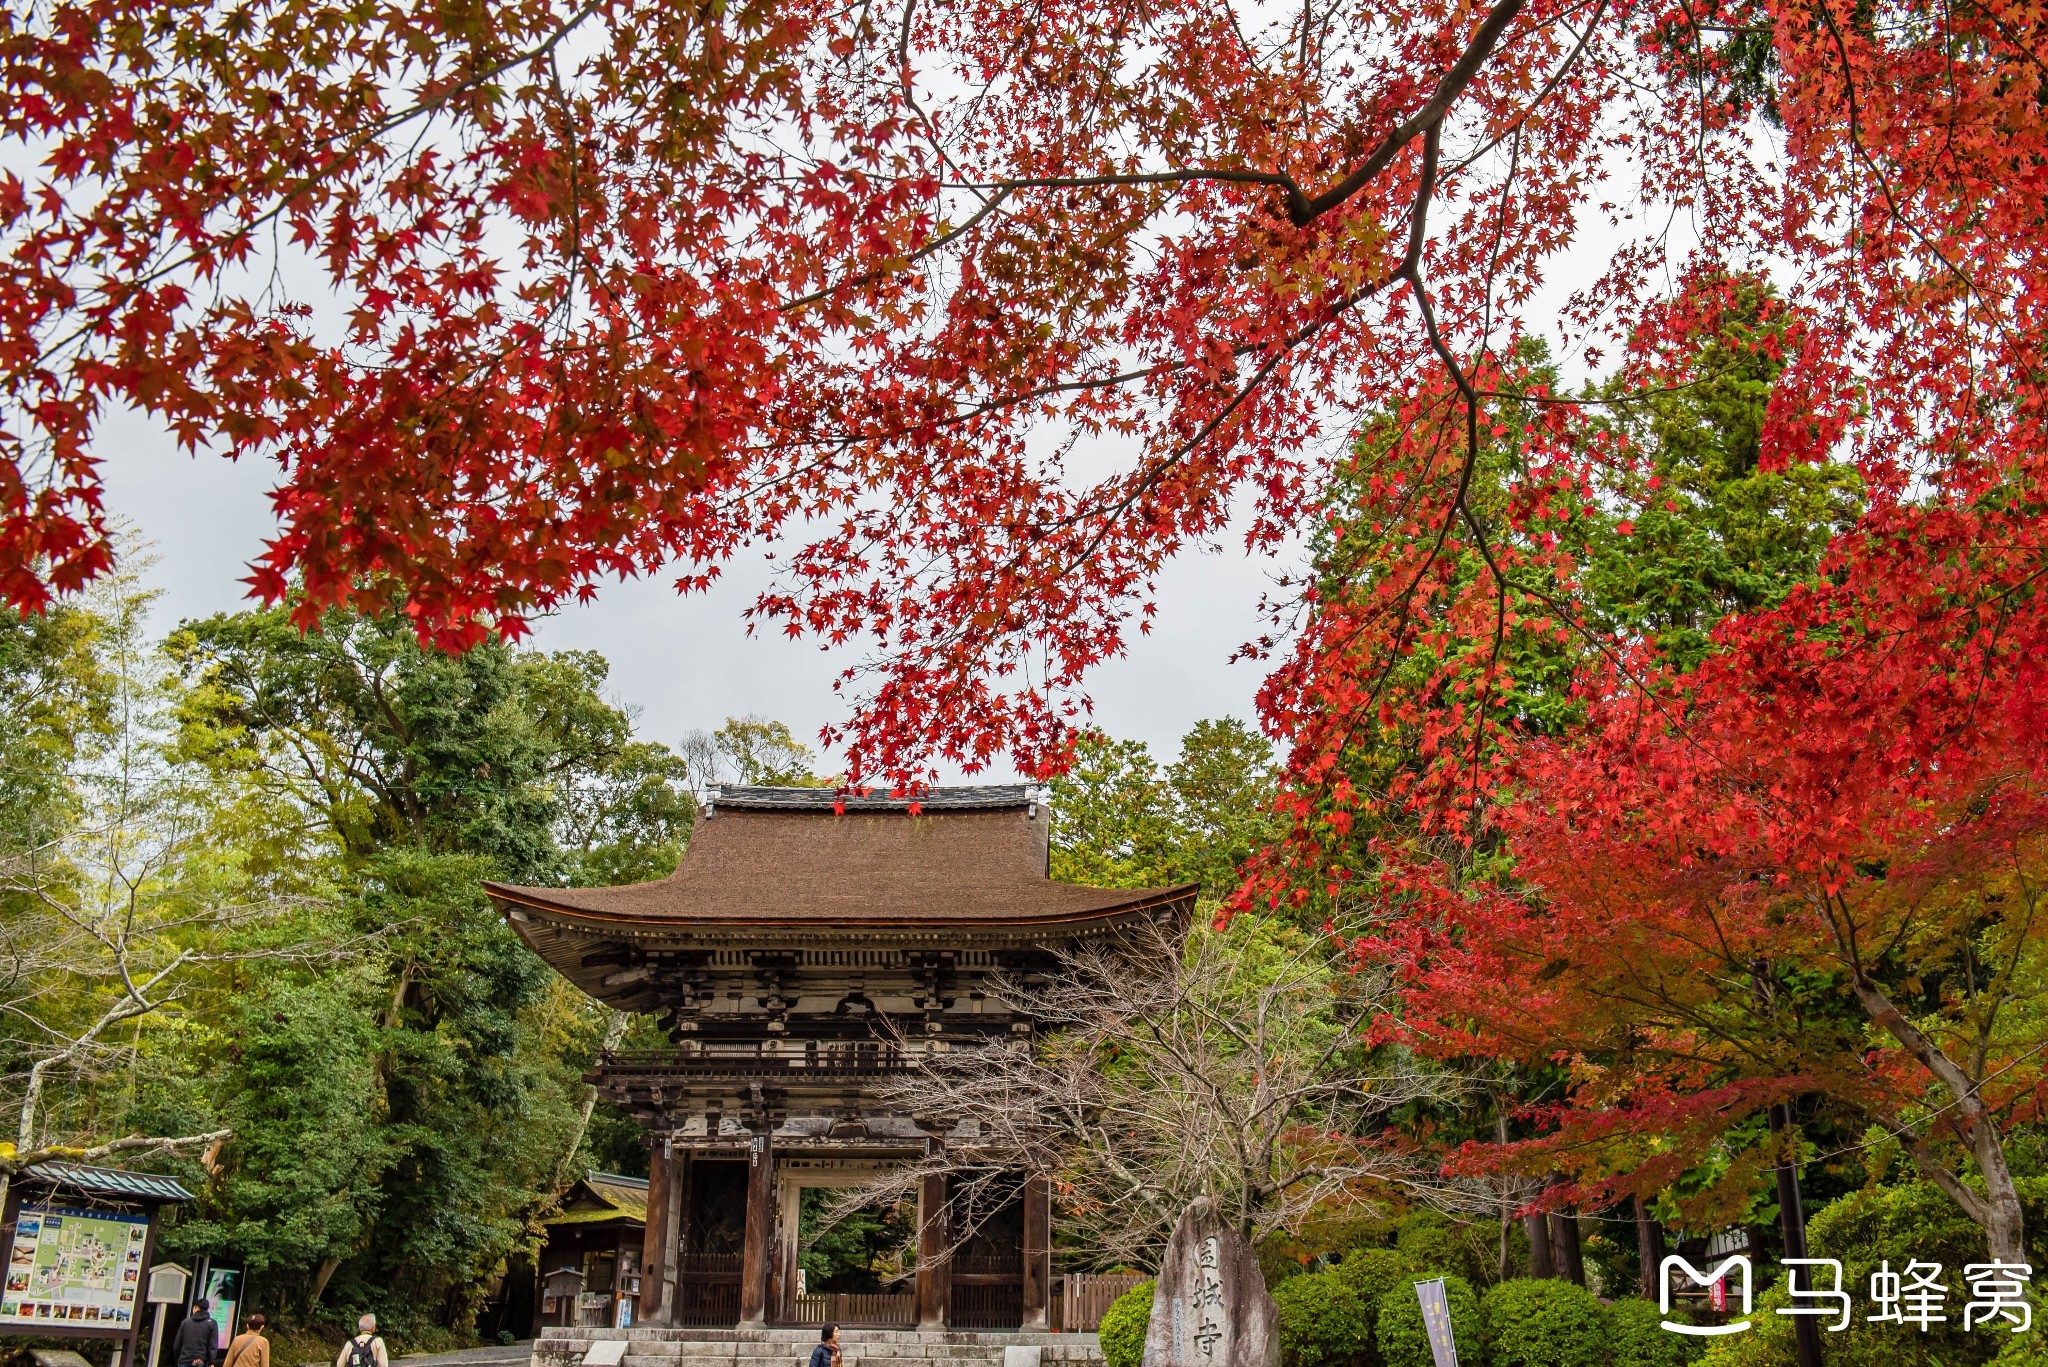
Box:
[805,1325,839,1367]
[169,1302,217,1367]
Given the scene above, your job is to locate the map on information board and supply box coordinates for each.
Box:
[1,1202,147,1329]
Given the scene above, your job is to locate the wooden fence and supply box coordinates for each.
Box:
[790,1292,916,1325]
[1054,1273,1148,1333]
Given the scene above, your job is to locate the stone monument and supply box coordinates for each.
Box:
[1141,1198,1280,1367]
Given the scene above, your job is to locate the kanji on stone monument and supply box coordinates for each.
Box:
[1142,1199,1279,1367]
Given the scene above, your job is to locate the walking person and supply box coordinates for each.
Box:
[335,1315,389,1367]
[169,1302,218,1367]
[223,1315,271,1367]
[806,1325,840,1367]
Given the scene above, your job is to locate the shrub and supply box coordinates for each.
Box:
[1336,1248,1410,1321]
[1991,1324,2048,1366]
[1603,1297,1706,1367]
[1394,1211,1486,1285]
[1480,1278,1604,1367]
[1272,1269,1372,1367]
[1098,1278,1154,1367]
[1375,1273,1481,1367]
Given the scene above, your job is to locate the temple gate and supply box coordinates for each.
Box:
[489,785,1194,1331]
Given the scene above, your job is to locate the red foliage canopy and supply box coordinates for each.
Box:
[8,0,2041,788]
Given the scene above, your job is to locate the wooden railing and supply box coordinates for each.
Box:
[679,1252,743,1275]
[790,1292,915,1325]
[952,1255,1021,1278]
[950,1282,1022,1330]
[1054,1273,1148,1333]
[601,1045,914,1079]
[675,1281,740,1327]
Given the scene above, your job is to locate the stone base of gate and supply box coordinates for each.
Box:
[533,1326,1104,1367]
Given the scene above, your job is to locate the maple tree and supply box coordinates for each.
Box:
[1302,283,2048,1264]
[7,0,2048,1267]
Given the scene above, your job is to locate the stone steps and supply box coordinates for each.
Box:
[533,1328,1101,1367]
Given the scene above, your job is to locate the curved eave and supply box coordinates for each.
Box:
[489,882,1197,1010]
[484,880,1197,932]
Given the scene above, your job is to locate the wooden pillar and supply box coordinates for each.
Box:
[1020,1175,1052,1330]
[640,1138,674,1324]
[915,1173,951,1330]
[775,1176,803,1322]
[739,1133,775,1327]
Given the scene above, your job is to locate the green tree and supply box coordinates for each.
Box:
[1050,719,1282,901]
[162,605,695,1326]
[687,715,832,787]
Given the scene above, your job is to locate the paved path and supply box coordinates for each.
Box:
[390,1344,535,1367]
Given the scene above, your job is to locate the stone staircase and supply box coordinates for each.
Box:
[533,1328,1103,1367]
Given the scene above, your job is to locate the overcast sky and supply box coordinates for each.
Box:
[95,399,1289,778]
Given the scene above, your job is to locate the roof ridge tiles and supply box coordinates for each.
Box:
[708,783,1040,812]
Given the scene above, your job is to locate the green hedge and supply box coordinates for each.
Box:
[1375,1273,1481,1367]
[1602,1298,1706,1367]
[1273,1269,1372,1367]
[1099,1278,1154,1367]
[1337,1249,1410,1320]
[1480,1278,1604,1367]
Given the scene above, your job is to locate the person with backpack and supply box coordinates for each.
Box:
[169,1301,217,1367]
[222,1314,270,1367]
[335,1315,388,1367]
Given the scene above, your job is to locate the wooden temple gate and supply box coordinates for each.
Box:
[489,785,1193,1331]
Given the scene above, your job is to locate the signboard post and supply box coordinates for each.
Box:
[145,1264,192,1367]
[1413,1279,1460,1367]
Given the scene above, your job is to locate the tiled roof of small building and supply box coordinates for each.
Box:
[542,1172,648,1227]
[22,1160,195,1204]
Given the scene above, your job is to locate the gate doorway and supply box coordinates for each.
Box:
[676,1159,746,1327]
[776,1161,916,1327]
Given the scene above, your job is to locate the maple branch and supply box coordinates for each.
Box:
[780,188,1017,313]
[1812,0,2025,363]
[105,0,609,303]
[962,0,1527,226]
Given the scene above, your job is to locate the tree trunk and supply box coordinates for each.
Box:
[1845,957,2027,1262]
[308,1256,342,1308]
[551,1010,631,1193]
[1524,1213,1554,1278]
[1634,1197,1665,1301]
[1770,1104,1824,1367]
[1550,1209,1584,1286]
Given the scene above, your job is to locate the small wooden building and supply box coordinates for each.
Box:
[532,1175,649,1332]
[489,784,1194,1333]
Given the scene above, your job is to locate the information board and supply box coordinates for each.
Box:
[1,1202,149,1329]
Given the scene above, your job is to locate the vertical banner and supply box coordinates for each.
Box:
[1413,1279,1461,1367]
[202,1267,241,1350]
